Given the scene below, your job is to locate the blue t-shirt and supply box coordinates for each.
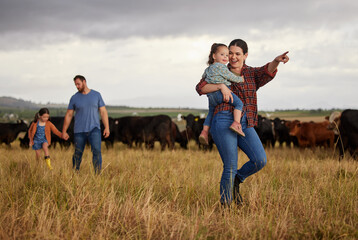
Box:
[68,90,105,133]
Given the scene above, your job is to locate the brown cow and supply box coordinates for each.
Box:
[287,120,335,150]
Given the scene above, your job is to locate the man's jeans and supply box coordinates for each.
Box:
[73,128,102,173]
[210,111,267,204]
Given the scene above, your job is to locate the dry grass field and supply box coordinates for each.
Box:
[0,141,357,239]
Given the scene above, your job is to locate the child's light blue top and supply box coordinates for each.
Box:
[203,62,244,87]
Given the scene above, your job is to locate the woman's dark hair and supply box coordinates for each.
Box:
[207,43,227,65]
[34,108,50,122]
[229,39,248,54]
[73,75,86,82]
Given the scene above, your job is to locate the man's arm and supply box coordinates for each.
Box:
[99,106,110,138]
[62,109,74,140]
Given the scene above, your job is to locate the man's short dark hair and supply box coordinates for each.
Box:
[73,75,86,82]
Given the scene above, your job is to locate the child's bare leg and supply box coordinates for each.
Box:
[230,109,245,137]
[35,150,42,160]
[233,109,242,123]
[42,142,53,170]
[42,142,49,157]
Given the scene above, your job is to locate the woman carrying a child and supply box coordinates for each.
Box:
[196,39,289,206]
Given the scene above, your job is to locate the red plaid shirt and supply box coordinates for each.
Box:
[196,63,277,128]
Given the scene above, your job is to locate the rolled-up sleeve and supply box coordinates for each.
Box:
[255,63,277,90]
[195,78,207,96]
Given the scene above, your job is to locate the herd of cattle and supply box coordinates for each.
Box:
[0,110,357,160]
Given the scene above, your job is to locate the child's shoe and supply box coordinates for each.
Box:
[229,121,245,137]
[45,156,53,170]
[199,130,209,145]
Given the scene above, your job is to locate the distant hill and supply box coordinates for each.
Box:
[0,96,66,109]
[0,96,39,109]
[0,96,207,121]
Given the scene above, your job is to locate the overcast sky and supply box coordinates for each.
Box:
[0,0,357,111]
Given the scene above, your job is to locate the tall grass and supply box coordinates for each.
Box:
[0,143,357,239]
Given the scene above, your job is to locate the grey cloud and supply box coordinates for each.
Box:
[1,0,358,110]
[1,0,357,50]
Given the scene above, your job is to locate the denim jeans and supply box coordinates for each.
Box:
[204,90,243,127]
[73,127,102,173]
[210,111,267,204]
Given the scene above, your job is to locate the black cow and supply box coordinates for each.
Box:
[141,115,174,150]
[171,121,188,149]
[49,117,74,149]
[0,120,28,147]
[273,117,299,148]
[19,130,30,149]
[115,115,176,150]
[114,116,143,147]
[182,114,214,150]
[329,109,358,160]
[101,117,116,149]
[254,115,275,148]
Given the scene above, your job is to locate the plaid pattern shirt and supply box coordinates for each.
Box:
[196,63,277,128]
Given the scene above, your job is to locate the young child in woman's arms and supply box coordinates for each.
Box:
[199,43,245,145]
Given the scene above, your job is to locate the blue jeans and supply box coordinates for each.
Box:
[73,128,102,173]
[210,111,267,204]
[204,90,243,127]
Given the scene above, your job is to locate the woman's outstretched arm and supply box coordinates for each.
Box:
[268,51,289,73]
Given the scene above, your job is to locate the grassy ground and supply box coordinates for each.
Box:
[0,142,357,239]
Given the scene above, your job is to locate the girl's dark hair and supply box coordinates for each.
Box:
[34,108,50,122]
[228,39,248,54]
[207,43,227,65]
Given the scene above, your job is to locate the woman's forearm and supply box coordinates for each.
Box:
[202,83,233,103]
[267,60,280,74]
[201,83,226,94]
[268,51,289,73]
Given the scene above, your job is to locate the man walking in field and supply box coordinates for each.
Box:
[62,75,110,173]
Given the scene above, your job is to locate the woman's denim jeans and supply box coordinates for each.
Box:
[203,90,244,127]
[73,127,102,173]
[210,111,267,204]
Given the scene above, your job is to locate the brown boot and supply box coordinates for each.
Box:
[229,121,245,137]
[233,174,243,205]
